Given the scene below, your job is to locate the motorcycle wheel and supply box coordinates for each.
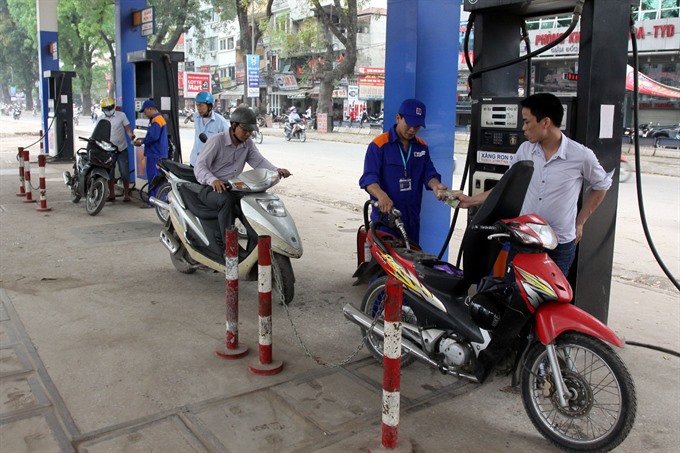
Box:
[170,242,197,275]
[299,131,306,142]
[359,276,416,367]
[271,253,295,305]
[154,182,172,223]
[620,160,633,183]
[85,176,108,216]
[285,133,291,141]
[254,130,263,144]
[521,332,636,452]
[257,116,266,128]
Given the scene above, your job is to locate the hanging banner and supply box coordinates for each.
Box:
[247,54,260,98]
[625,65,680,99]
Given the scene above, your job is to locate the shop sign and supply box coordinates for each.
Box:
[274,74,298,91]
[332,87,347,98]
[522,18,680,57]
[247,54,260,98]
[185,72,211,98]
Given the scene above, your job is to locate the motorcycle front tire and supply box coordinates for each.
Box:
[85,176,108,216]
[359,276,416,367]
[271,253,295,305]
[299,131,306,142]
[521,332,636,452]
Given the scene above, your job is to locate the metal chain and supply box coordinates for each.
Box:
[271,251,385,368]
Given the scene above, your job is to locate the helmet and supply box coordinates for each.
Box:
[230,106,259,131]
[100,97,115,111]
[195,91,214,105]
[288,106,296,112]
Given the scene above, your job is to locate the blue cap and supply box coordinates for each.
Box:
[139,99,157,112]
[398,98,426,128]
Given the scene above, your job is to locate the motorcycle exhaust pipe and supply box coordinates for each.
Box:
[159,227,180,254]
[342,304,480,383]
[149,196,168,211]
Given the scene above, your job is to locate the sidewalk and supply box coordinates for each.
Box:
[1,117,679,452]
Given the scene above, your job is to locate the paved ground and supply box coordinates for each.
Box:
[0,116,678,452]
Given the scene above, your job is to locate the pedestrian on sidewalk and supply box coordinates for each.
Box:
[359,98,448,243]
[96,97,135,202]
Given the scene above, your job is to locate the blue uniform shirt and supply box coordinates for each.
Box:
[142,113,168,159]
[189,111,230,166]
[359,125,441,242]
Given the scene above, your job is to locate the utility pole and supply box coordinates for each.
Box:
[251,0,256,109]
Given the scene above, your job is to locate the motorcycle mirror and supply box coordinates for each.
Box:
[199,133,208,143]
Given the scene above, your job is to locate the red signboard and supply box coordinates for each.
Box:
[626,65,680,99]
[185,72,211,98]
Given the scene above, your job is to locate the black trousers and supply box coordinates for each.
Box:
[198,186,239,240]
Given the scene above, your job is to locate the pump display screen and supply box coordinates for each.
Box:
[480,104,519,129]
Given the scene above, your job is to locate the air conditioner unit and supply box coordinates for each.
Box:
[210,51,217,57]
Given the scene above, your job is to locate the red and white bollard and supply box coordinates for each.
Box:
[17,147,25,197]
[39,130,44,154]
[215,226,248,359]
[369,278,412,452]
[248,236,284,375]
[22,149,36,203]
[36,154,51,212]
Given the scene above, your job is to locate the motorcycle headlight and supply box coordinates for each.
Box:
[257,199,287,217]
[520,222,558,250]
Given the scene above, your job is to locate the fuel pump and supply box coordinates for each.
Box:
[44,70,76,160]
[127,49,183,188]
[462,0,633,322]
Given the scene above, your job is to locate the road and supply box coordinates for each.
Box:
[8,114,680,292]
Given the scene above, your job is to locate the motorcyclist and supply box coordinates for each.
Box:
[286,106,302,136]
[97,97,135,202]
[193,106,291,244]
[189,91,229,166]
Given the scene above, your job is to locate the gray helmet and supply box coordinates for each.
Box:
[230,106,259,131]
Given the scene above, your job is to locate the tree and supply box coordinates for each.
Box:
[149,0,236,51]
[309,0,358,128]
[3,0,39,108]
[233,0,275,103]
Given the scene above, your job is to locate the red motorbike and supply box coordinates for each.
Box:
[345,161,636,451]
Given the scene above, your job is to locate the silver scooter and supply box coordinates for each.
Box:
[150,161,302,304]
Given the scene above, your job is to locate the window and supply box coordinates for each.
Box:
[219,39,226,51]
[219,67,228,78]
[633,0,680,20]
[227,37,235,50]
[208,37,217,52]
[228,66,235,80]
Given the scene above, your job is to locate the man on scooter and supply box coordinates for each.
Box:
[193,106,291,243]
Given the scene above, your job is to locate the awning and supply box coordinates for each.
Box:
[217,86,245,99]
[626,65,680,99]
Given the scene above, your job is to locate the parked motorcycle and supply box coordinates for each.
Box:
[284,120,307,142]
[62,121,117,216]
[345,161,636,452]
[149,162,302,304]
[12,107,21,120]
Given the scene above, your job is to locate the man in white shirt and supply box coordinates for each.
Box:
[454,93,612,276]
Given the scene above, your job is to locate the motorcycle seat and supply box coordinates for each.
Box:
[178,184,218,220]
[415,259,469,296]
[160,159,198,183]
